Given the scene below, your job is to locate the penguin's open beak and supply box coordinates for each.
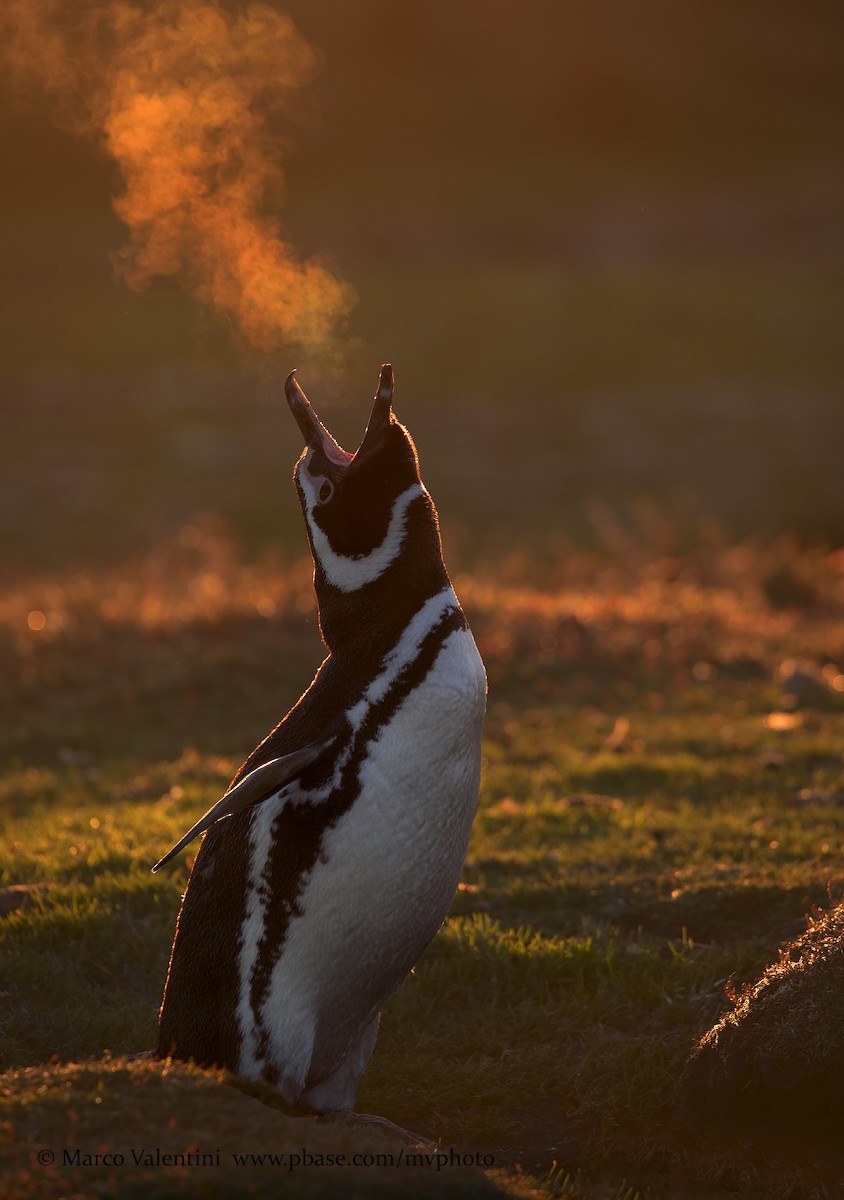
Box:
[355,364,394,460]
[284,371,352,467]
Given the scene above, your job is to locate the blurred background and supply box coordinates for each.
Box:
[2,0,843,575]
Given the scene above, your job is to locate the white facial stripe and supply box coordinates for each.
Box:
[345,586,458,731]
[298,452,425,593]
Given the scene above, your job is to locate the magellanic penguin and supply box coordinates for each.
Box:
[153,364,487,1114]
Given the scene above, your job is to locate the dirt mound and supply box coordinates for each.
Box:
[681,900,844,1147]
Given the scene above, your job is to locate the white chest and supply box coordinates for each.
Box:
[322,623,487,916]
[246,624,486,1080]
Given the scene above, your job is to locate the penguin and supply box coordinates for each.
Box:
[153,364,487,1115]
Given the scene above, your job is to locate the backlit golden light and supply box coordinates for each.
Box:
[0,0,355,353]
[26,609,46,632]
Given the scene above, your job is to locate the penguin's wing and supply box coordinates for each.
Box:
[151,738,332,873]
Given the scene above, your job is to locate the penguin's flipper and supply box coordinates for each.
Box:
[151,738,332,873]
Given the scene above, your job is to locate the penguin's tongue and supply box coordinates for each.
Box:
[284,371,352,466]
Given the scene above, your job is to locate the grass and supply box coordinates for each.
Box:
[2,523,843,1198]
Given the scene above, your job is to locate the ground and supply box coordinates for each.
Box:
[2,526,843,1199]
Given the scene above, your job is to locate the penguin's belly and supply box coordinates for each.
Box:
[252,627,486,1084]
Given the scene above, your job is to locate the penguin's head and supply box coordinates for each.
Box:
[285,365,448,636]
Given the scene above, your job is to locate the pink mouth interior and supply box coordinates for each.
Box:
[321,438,353,467]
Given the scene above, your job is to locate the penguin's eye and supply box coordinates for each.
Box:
[318,480,334,504]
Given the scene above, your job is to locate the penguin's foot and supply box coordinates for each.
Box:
[315,1109,436,1147]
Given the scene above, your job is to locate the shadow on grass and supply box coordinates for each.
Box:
[459,863,826,947]
[1,608,323,769]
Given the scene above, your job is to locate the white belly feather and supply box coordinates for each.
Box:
[248,623,486,1086]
